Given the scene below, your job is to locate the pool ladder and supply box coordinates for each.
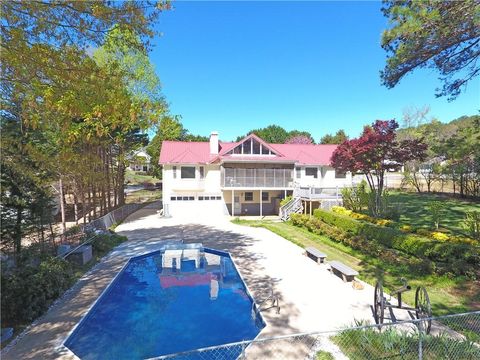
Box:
[252,288,280,320]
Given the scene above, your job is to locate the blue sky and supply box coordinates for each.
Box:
[151,1,479,142]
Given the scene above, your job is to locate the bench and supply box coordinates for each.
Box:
[329,260,358,282]
[304,247,327,264]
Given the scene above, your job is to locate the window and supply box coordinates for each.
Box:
[171,196,177,201]
[335,170,346,179]
[173,166,177,179]
[181,166,195,179]
[244,192,253,201]
[243,139,252,154]
[262,191,269,201]
[305,167,318,178]
[296,167,301,179]
[199,166,205,179]
[227,138,275,156]
[143,165,148,172]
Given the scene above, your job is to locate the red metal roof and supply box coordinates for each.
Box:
[159,138,338,166]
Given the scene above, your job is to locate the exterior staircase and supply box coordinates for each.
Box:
[279,197,303,221]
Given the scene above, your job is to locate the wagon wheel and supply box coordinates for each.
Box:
[415,286,432,334]
[374,281,385,326]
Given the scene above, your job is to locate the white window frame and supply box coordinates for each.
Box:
[305,167,318,178]
[181,166,196,179]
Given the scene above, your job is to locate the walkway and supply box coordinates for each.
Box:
[3,201,389,359]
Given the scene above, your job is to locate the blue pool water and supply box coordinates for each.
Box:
[64,246,264,359]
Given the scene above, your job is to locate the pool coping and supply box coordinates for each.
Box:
[60,245,267,359]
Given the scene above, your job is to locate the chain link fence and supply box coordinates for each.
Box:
[149,311,480,360]
[83,203,144,232]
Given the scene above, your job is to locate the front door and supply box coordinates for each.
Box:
[234,196,241,215]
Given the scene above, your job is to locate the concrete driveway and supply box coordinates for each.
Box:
[3,201,379,359]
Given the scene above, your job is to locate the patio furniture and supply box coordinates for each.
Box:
[329,260,358,282]
[304,247,327,264]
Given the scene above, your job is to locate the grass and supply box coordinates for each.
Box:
[233,219,480,315]
[388,191,479,235]
[125,169,160,185]
[316,350,335,360]
[125,189,162,204]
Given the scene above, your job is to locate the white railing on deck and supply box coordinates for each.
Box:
[293,186,342,200]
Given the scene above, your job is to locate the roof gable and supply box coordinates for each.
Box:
[222,133,283,157]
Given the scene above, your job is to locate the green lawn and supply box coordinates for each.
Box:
[125,169,160,185]
[125,189,162,204]
[388,191,479,235]
[233,219,480,315]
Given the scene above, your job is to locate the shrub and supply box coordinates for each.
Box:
[431,232,449,241]
[462,211,480,240]
[341,180,369,212]
[280,195,293,207]
[332,206,394,227]
[1,257,75,327]
[428,201,447,230]
[400,225,413,233]
[91,233,127,255]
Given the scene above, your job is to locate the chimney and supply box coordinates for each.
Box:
[210,131,219,154]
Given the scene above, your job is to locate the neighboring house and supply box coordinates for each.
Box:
[159,132,352,217]
[127,148,151,173]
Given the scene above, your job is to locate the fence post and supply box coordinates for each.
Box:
[418,326,423,360]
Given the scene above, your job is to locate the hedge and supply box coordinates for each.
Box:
[290,213,435,274]
[312,209,480,277]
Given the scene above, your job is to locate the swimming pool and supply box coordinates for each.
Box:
[64,245,264,359]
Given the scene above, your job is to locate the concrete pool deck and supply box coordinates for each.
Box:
[3,201,406,359]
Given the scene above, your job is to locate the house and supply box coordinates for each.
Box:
[127,148,151,173]
[159,132,352,217]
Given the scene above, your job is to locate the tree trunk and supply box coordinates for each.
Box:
[59,177,67,240]
[81,184,87,225]
[73,192,79,225]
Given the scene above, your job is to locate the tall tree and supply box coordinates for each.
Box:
[146,115,186,178]
[381,0,480,100]
[238,125,314,144]
[286,130,315,144]
[331,120,427,217]
[320,130,348,144]
[237,125,289,143]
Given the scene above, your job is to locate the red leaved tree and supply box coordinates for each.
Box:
[331,120,427,217]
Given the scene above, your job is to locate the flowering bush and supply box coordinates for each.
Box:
[431,232,449,241]
[332,206,393,227]
[400,225,413,233]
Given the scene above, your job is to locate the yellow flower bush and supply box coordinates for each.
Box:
[332,206,393,226]
[431,232,449,241]
[331,206,352,216]
[375,218,393,227]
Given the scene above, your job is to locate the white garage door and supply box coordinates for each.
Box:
[167,194,228,221]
